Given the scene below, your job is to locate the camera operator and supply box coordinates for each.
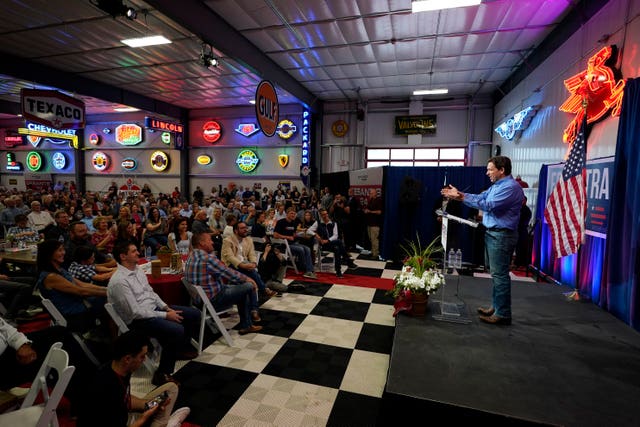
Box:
[76,330,190,427]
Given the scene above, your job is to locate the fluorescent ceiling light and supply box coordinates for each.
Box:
[413,89,449,95]
[249,100,256,105]
[113,106,140,112]
[412,0,481,13]
[121,35,171,48]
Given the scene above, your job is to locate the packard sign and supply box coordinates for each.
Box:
[394,115,437,135]
[21,89,85,129]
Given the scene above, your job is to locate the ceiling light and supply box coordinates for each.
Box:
[413,89,449,95]
[121,35,171,48]
[249,100,256,105]
[199,43,220,68]
[113,106,140,112]
[412,0,481,13]
[124,7,137,20]
[96,0,137,19]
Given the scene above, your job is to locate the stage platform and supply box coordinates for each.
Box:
[381,275,640,426]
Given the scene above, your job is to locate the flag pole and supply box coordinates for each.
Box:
[563,96,588,302]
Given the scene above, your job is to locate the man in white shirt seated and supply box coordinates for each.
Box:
[27,200,55,233]
[107,242,200,386]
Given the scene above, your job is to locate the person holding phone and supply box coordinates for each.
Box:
[76,330,190,427]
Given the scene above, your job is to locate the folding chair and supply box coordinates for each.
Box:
[0,342,75,427]
[314,241,334,273]
[39,298,100,367]
[181,277,234,353]
[270,238,299,274]
[104,302,160,374]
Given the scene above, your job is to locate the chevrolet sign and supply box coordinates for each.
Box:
[21,89,85,129]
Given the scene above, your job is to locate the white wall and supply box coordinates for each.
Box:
[494,0,640,214]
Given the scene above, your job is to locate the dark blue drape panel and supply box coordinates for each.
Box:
[604,77,640,330]
[381,166,488,263]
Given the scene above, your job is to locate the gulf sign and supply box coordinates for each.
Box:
[202,121,222,143]
[21,89,85,129]
[115,124,143,145]
[255,80,279,137]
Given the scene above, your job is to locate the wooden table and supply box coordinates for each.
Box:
[147,272,189,306]
[0,248,37,265]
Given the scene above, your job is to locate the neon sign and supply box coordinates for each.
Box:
[150,151,169,172]
[6,153,23,171]
[18,122,79,148]
[89,133,100,145]
[197,155,213,165]
[4,135,23,148]
[236,149,259,173]
[52,152,66,170]
[144,117,184,134]
[202,121,222,143]
[300,110,310,178]
[161,132,171,144]
[278,154,289,168]
[26,151,43,172]
[121,158,138,171]
[276,119,297,139]
[234,123,260,137]
[560,45,625,144]
[115,124,143,145]
[92,152,110,171]
[495,106,538,141]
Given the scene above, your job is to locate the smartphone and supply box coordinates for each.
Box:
[144,391,169,411]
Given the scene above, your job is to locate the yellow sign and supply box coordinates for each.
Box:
[150,151,169,172]
[278,154,289,168]
[18,127,78,149]
[331,119,348,137]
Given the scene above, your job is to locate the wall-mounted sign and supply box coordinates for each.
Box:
[202,121,222,143]
[52,152,66,170]
[394,115,437,135]
[115,124,143,145]
[6,153,23,171]
[150,151,169,172]
[121,158,138,171]
[331,120,348,137]
[18,122,79,148]
[92,152,110,171]
[236,149,259,173]
[255,80,279,137]
[4,135,23,148]
[197,154,212,165]
[278,154,289,168]
[20,89,85,129]
[560,45,626,144]
[161,132,171,144]
[144,116,184,134]
[276,119,297,139]
[300,110,311,184]
[89,133,100,145]
[495,106,538,141]
[234,123,260,137]
[26,151,43,172]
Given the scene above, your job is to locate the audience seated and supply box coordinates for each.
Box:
[43,210,71,244]
[27,200,55,234]
[114,221,142,251]
[0,271,34,323]
[91,216,117,257]
[167,217,192,253]
[307,208,358,277]
[107,242,200,387]
[273,208,317,279]
[66,221,117,269]
[69,246,117,285]
[184,232,262,336]
[6,214,39,245]
[143,207,169,254]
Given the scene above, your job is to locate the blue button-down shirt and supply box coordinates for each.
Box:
[462,175,524,231]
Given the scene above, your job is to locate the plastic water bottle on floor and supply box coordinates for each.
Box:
[448,248,455,268]
[455,249,462,269]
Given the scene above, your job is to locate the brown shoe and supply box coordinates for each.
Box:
[479,314,512,325]
[251,311,261,322]
[177,350,199,360]
[477,306,495,316]
[152,371,180,387]
[239,325,263,335]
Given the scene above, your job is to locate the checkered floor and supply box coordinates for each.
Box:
[128,254,535,426]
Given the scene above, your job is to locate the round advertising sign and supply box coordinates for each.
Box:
[89,133,100,145]
[52,152,66,170]
[197,154,212,165]
[235,149,259,173]
[255,80,279,137]
[150,151,169,172]
[121,158,138,171]
[331,119,348,137]
[26,151,43,171]
[92,152,110,171]
[202,121,222,143]
[276,119,296,139]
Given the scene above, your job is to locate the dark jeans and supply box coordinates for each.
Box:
[144,234,169,254]
[210,283,255,329]
[322,239,350,271]
[129,305,200,374]
[485,229,518,318]
[0,276,34,318]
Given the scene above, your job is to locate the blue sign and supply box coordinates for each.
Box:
[585,157,613,238]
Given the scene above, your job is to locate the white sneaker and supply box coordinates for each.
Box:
[302,272,317,279]
[167,407,190,427]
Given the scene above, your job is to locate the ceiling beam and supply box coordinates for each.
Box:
[145,0,319,112]
[0,52,186,119]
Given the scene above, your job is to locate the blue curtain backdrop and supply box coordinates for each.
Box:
[381,166,488,263]
[604,77,640,330]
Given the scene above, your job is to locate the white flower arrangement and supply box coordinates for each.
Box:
[391,265,445,298]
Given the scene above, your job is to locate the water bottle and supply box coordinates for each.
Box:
[448,248,455,268]
[145,246,152,262]
[58,234,65,243]
[455,249,462,269]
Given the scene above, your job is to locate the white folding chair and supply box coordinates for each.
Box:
[0,342,75,427]
[314,241,334,273]
[104,302,160,374]
[181,277,234,353]
[270,238,299,274]
[40,298,100,367]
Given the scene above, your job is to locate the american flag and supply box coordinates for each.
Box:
[544,117,587,257]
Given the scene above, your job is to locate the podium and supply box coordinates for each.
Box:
[433,209,478,324]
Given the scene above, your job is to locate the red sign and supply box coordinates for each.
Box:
[255,80,279,137]
[115,124,143,145]
[202,121,222,143]
[4,135,23,147]
[145,117,184,134]
[21,89,85,129]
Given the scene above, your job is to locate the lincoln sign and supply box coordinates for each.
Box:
[21,89,85,130]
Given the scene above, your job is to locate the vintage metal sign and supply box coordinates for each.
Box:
[394,115,437,135]
[21,89,85,129]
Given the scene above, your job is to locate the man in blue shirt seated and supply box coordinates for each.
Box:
[442,156,524,325]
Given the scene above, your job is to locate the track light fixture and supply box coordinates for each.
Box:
[96,0,137,20]
[200,43,220,68]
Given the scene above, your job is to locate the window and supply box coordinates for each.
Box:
[366,147,465,168]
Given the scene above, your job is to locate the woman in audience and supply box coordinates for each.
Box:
[91,216,117,256]
[36,239,107,333]
[114,221,141,250]
[167,217,192,253]
[296,210,316,255]
[143,207,168,254]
